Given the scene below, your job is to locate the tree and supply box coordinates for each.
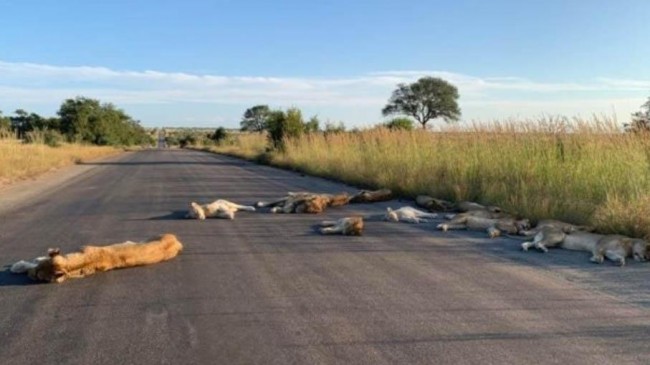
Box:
[0,111,9,130]
[241,105,271,132]
[266,108,305,149]
[624,97,650,133]
[382,76,461,129]
[324,121,346,134]
[211,127,228,143]
[384,117,414,131]
[57,96,150,146]
[304,116,320,133]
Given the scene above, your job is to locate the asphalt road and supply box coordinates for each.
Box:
[1,149,650,365]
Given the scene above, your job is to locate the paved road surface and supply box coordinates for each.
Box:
[1,149,650,365]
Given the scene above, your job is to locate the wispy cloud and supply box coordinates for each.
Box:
[0,60,647,126]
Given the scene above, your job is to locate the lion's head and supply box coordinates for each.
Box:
[28,248,66,283]
[631,239,650,262]
[384,207,399,222]
[187,202,206,220]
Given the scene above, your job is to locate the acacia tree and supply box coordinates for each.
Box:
[382,77,461,129]
[240,105,271,132]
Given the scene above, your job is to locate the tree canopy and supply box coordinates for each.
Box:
[241,105,271,132]
[57,97,151,145]
[382,76,461,129]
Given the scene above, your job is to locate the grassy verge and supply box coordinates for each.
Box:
[204,118,650,238]
[0,139,122,187]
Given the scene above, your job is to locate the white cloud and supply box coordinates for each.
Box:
[0,60,647,126]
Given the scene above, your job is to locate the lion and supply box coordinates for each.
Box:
[383,206,438,223]
[520,228,650,266]
[517,219,595,236]
[437,215,530,238]
[187,199,256,220]
[350,189,393,203]
[520,227,603,253]
[590,235,650,266]
[256,192,351,214]
[415,195,456,212]
[455,201,502,213]
[318,216,364,236]
[11,234,183,283]
[415,195,502,214]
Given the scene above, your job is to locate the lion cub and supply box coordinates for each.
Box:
[12,234,183,283]
[187,199,256,220]
[318,217,364,236]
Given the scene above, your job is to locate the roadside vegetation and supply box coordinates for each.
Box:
[195,76,650,239]
[0,138,121,187]
[0,96,151,187]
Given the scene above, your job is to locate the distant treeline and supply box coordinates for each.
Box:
[0,97,153,147]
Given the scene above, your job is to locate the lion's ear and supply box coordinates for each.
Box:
[48,248,61,257]
[386,207,392,212]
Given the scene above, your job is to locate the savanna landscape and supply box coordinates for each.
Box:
[2,1,650,364]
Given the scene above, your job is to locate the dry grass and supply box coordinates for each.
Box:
[210,116,650,238]
[210,132,268,160]
[0,139,122,187]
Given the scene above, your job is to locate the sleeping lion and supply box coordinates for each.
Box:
[187,199,256,220]
[349,189,392,203]
[318,216,364,236]
[521,227,650,266]
[256,192,350,214]
[11,234,183,283]
[437,214,530,238]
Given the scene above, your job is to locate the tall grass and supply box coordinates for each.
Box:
[0,138,121,187]
[210,116,650,238]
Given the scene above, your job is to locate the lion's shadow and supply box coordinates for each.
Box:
[143,211,189,220]
[0,269,43,287]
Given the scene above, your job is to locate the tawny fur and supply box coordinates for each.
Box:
[455,201,502,213]
[258,192,350,214]
[437,215,530,238]
[521,228,603,254]
[591,235,650,266]
[187,199,256,220]
[319,217,364,236]
[518,219,594,237]
[415,195,455,212]
[415,196,502,214]
[350,189,393,203]
[20,234,183,283]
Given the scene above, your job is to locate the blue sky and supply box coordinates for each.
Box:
[1,0,648,128]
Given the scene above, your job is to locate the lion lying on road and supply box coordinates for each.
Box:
[518,219,594,236]
[437,214,530,238]
[350,189,392,203]
[415,195,502,213]
[256,192,350,214]
[318,217,364,235]
[592,235,650,266]
[521,228,650,266]
[11,234,183,283]
[383,206,438,223]
[187,199,256,220]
